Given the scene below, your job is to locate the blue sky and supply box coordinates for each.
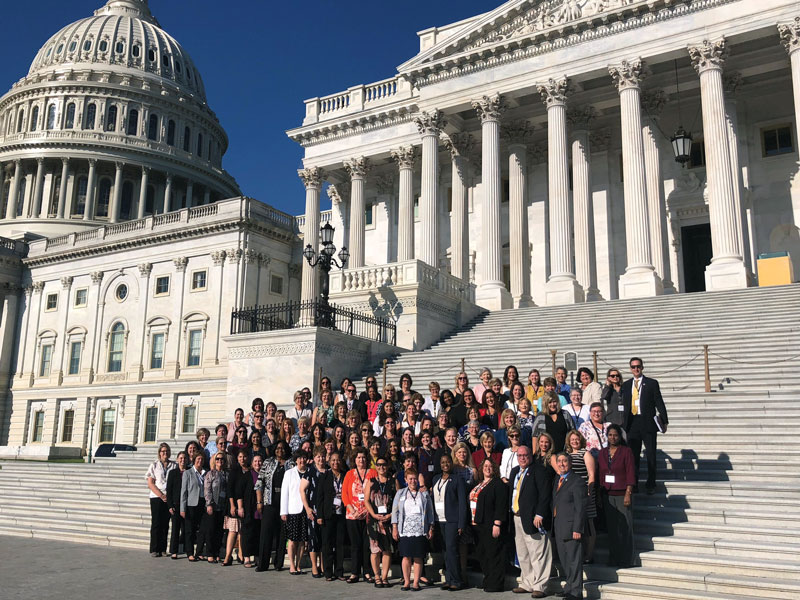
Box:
[1,0,495,216]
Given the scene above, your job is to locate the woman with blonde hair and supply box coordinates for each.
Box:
[531,391,575,453]
[451,441,478,486]
[495,408,532,449]
[565,429,598,563]
[202,451,228,562]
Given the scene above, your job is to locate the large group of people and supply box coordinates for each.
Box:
[145,358,668,600]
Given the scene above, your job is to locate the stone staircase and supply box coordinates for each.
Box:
[1,284,799,598]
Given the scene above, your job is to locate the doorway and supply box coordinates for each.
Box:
[681,223,713,293]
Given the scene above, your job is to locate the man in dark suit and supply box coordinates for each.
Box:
[552,453,587,600]
[508,446,553,598]
[621,357,668,494]
[343,383,367,422]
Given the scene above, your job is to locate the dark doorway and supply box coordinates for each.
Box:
[682,223,713,293]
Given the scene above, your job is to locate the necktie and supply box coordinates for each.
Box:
[554,477,564,517]
[512,469,525,514]
[632,380,640,415]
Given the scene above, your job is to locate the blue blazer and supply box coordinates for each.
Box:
[431,473,468,529]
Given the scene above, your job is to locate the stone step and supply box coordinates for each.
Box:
[642,534,800,562]
[637,551,800,577]
[601,578,788,600]
[3,514,150,537]
[0,498,149,518]
[633,519,800,542]
[0,525,148,549]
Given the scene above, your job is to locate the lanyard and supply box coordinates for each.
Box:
[436,476,449,495]
[377,478,388,496]
[356,468,366,488]
[408,489,419,504]
[591,423,605,447]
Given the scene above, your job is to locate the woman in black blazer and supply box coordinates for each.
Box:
[471,458,509,593]
[315,450,348,580]
[432,454,468,591]
[166,451,188,559]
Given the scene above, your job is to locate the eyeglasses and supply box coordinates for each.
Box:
[215,457,224,461]
[376,463,388,467]
[609,374,620,378]
[508,434,520,439]
[457,376,467,380]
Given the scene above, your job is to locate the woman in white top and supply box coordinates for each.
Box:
[499,426,523,482]
[145,442,176,557]
[578,367,603,406]
[287,390,312,427]
[280,450,311,574]
[564,387,591,428]
[392,468,434,591]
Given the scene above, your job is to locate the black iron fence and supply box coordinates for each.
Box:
[230,300,396,346]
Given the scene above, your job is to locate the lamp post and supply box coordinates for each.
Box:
[303,222,349,328]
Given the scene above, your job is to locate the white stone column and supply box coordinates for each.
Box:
[56,158,69,219]
[0,284,20,376]
[473,94,512,310]
[345,157,369,269]
[110,161,123,223]
[84,158,98,220]
[6,160,21,220]
[503,120,534,306]
[203,188,211,205]
[780,19,800,167]
[443,133,474,282]
[32,158,45,218]
[688,38,748,290]
[641,90,676,293]
[568,107,601,301]
[163,173,173,214]
[186,181,194,208]
[299,166,324,303]
[137,166,149,219]
[537,78,584,305]
[414,110,445,268]
[609,60,663,298]
[391,146,416,262]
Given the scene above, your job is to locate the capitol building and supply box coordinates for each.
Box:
[1,0,799,458]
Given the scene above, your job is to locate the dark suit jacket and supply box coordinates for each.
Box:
[315,469,345,520]
[551,472,587,541]
[166,468,184,512]
[473,477,509,528]
[508,462,552,534]
[431,473,468,529]
[621,375,668,435]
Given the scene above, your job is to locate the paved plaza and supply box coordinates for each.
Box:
[0,536,492,600]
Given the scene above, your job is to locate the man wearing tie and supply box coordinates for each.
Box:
[621,357,668,495]
[551,453,586,600]
[508,446,553,598]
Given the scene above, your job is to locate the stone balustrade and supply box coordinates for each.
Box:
[295,209,332,233]
[303,75,415,125]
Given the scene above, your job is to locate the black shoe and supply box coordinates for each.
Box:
[646,486,656,495]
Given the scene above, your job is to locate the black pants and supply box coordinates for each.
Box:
[242,517,261,558]
[439,522,462,587]
[478,523,505,592]
[628,430,658,488]
[346,518,373,579]
[200,509,225,558]
[554,536,582,598]
[168,511,185,555]
[322,513,347,578]
[149,497,170,553]
[258,504,286,570]
[184,501,205,557]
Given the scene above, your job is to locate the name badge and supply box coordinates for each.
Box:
[377,505,387,514]
[617,405,625,412]
[605,474,616,484]
[470,500,477,510]
[333,498,342,507]
[357,493,364,502]
[274,487,281,493]
[407,503,421,515]
[435,502,445,514]
[428,465,434,472]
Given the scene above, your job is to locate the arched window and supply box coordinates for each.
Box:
[30,106,39,131]
[16,178,26,216]
[17,110,24,133]
[69,40,77,53]
[83,40,92,52]
[183,126,191,152]
[96,178,112,218]
[84,103,96,130]
[105,105,117,132]
[120,181,134,220]
[132,44,140,58]
[197,133,203,158]
[126,109,138,135]
[46,105,57,130]
[49,176,61,216]
[65,103,76,129]
[99,40,108,53]
[148,114,158,141]
[74,176,88,215]
[115,41,124,54]
[167,120,176,146]
[6,113,13,135]
[107,322,125,372]
[147,48,155,62]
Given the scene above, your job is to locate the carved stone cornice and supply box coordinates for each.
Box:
[722,72,743,96]
[608,59,646,92]
[391,146,417,170]
[297,166,325,189]
[688,38,728,74]
[537,77,570,107]
[90,271,104,284]
[502,120,534,146]
[32,281,44,293]
[211,250,226,266]
[779,18,800,54]
[472,94,506,122]
[173,257,188,272]
[566,106,597,130]
[227,248,243,264]
[414,110,446,136]
[641,90,668,119]
[344,156,370,180]
[138,262,152,277]
[60,276,73,289]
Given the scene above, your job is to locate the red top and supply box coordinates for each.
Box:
[342,467,377,520]
[472,448,503,469]
[598,445,636,495]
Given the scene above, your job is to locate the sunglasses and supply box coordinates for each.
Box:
[376,463,388,467]
[609,374,620,378]
[508,434,520,439]
[457,376,467,380]
[631,365,643,370]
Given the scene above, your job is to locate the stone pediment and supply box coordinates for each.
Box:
[399,0,722,80]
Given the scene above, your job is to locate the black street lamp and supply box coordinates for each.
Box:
[303,222,349,327]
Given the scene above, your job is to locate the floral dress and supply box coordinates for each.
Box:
[367,477,395,553]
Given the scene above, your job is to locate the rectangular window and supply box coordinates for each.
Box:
[689,139,706,169]
[762,124,794,157]
[74,288,88,308]
[32,411,45,442]
[100,408,115,443]
[150,333,165,369]
[62,409,75,442]
[45,293,58,311]
[413,197,419,221]
[365,202,374,227]
[154,276,170,296]
[191,270,207,291]
[143,406,158,443]
[187,330,202,367]
[270,274,283,296]
[182,405,196,434]
[68,341,82,375]
[39,344,53,377]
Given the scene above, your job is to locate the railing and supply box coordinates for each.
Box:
[319,92,350,116]
[302,75,415,125]
[46,234,70,249]
[105,219,146,236]
[74,229,98,242]
[152,212,181,226]
[230,300,396,346]
[295,210,333,233]
[188,204,218,219]
[0,236,28,257]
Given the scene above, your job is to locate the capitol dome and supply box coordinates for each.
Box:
[0,0,240,240]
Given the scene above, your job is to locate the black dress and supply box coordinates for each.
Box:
[305,468,323,552]
[546,412,571,453]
